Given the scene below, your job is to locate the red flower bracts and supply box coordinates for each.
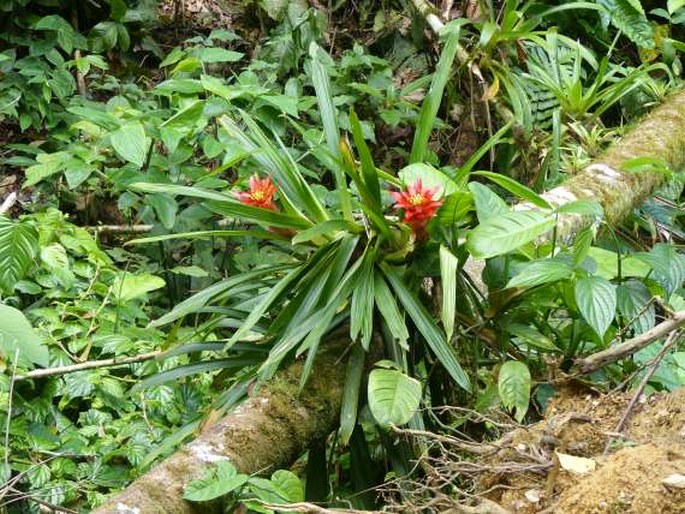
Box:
[391,179,443,237]
[236,175,278,211]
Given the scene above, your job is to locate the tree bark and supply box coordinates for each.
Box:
[526,89,685,237]
[92,344,347,514]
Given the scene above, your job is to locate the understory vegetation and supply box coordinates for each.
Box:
[0,0,684,512]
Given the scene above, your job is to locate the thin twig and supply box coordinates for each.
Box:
[1,351,19,503]
[16,350,162,381]
[86,224,154,234]
[603,329,683,454]
[257,501,382,513]
[576,311,685,374]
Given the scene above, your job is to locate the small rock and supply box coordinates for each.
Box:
[525,489,542,503]
[662,474,685,490]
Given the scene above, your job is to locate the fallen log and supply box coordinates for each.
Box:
[92,343,347,514]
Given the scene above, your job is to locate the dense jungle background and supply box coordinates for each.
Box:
[1,0,685,512]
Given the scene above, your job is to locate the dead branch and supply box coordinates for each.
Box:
[15,350,162,381]
[607,329,683,448]
[576,310,685,374]
[86,224,154,234]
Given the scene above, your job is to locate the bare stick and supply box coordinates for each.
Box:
[614,329,682,434]
[16,350,162,381]
[603,329,682,455]
[86,224,154,234]
[0,192,17,216]
[576,311,685,374]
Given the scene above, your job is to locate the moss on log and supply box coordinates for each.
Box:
[92,344,346,514]
[535,89,685,238]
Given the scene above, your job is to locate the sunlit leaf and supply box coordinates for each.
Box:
[574,276,617,338]
[498,360,530,422]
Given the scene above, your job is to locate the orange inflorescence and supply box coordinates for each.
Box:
[236,175,278,211]
[391,179,443,235]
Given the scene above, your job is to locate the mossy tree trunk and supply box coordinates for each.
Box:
[92,345,346,514]
[531,90,685,237]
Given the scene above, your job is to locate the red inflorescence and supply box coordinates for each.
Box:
[236,175,278,211]
[391,179,443,236]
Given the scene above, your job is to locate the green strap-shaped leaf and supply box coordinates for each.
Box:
[410,23,462,163]
[381,263,470,391]
[440,245,458,342]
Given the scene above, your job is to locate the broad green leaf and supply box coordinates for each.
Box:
[473,171,552,209]
[160,100,205,129]
[440,246,458,341]
[507,255,574,289]
[467,210,556,259]
[195,47,243,63]
[554,200,604,220]
[635,243,685,295]
[382,263,470,391]
[669,0,685,14]
[0,217,39,294]
[259,95,299,118]
[0,304,49,368]
[148,193,178,230]
[368,368,421,427]
[183,461,248,502]
[399,163,460,196]
[23,151,70,187]
[617,280,655,335]
[112,272,165,303]
[468,182,508,222]
[269,470,304,502]
[110,122,149,168]
[574,276,617,338]
[507,324,559,351]
[587,247,650,280]
[339,343,365,445]
[498,360,531,422]
[154,79,205,95]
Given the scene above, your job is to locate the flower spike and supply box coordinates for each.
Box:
[236,175,278,211]
[391,179,443,237]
